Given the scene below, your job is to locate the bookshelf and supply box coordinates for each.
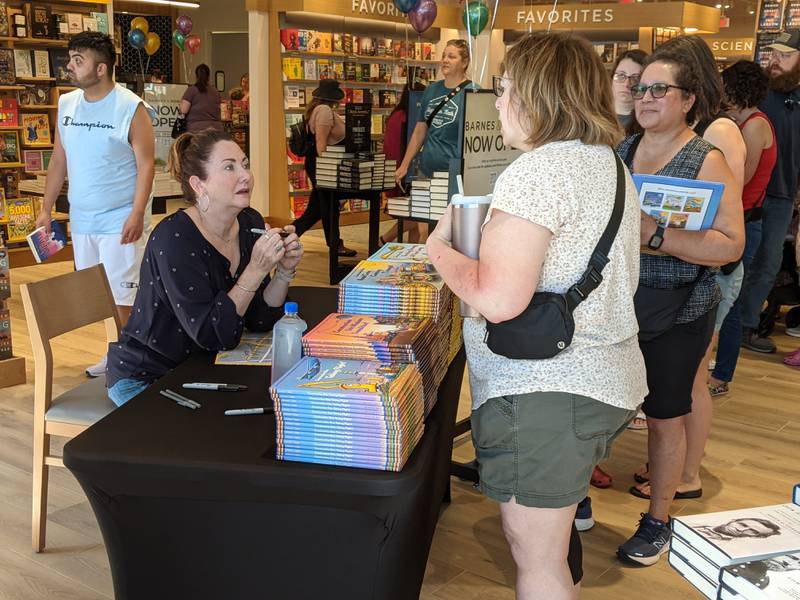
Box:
[276,24,443,223]
[754,0,800,66]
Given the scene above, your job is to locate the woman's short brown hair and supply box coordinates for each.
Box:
[501,32,622,148]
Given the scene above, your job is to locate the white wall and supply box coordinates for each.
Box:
[178,0,248,81]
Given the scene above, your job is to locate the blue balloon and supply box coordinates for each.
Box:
[128,28,146,50]
[394,0,420,14]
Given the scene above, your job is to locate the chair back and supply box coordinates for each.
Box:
[21,265,121,413]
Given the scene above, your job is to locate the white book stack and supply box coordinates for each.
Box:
[315,146,355,189]
[339,159,374,192]
[721,552,800,600]
[429,171,450,220]
[384,159,397,189]
[669,503,800,600]
[386,196,411,217]
[370,153,386,190]
[410,179,431,219]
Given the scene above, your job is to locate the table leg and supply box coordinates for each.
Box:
[368,191,380,254]
[326,191,341,286]
[397,218,405,243]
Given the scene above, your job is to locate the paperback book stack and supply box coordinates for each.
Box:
[302,313,441,409]
[271,357,425,471]
[669,497,800,599]
[337,243,462,414]
[410,179,431,219]
[315,146,374,191]
[386,196,410,218]
[429,171,450,219]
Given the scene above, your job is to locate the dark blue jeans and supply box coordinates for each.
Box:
[739,195,795,328]
[712,196,792,382]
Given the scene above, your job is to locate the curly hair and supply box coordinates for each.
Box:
[722,60,769,109]
[644,50,703,124]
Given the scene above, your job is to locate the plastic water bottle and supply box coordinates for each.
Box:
[270,302,307,385]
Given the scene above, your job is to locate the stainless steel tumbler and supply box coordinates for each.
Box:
[451,194,492,318]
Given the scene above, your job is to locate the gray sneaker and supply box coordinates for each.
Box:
[85,355,107,378]
[617,513,671,566]
[741,327,776,354]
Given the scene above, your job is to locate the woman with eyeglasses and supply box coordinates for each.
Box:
[627,36,747,514]
[612,49,648,136]
[394,39,474,184]
[427,32,646,599]
[615,50,744,567]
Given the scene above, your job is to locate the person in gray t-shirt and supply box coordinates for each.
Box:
[181,64,223,133]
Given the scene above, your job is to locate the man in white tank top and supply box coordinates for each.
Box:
[34,32,155,378]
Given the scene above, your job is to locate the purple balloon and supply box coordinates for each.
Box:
[408,0,437,33]
[176,15,193,36]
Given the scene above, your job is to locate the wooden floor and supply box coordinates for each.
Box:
[2,219,799,600]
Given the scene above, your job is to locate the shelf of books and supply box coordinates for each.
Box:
[755,0,800,66]
[278,24,441,223]
[0,0,111,268]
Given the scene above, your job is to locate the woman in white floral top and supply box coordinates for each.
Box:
[427,32,646,599]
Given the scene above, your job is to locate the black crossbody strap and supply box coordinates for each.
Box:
[425,80,471,127]
[565,151,626,311]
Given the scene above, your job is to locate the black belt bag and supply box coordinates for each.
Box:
[633,284,694,342]
[485,153,626,360]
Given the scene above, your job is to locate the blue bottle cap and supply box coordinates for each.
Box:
[284,301,298,314]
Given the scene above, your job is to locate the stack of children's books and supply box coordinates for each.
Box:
[302,312,442,413]
[669,484,800,599]
[270,357,425,471]
[336,244,462,414]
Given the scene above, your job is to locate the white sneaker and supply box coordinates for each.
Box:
[85,355,107,378]
[787,326,800,338]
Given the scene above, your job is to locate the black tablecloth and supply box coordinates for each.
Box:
[64,286,466,600]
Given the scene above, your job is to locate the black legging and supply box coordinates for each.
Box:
[292,151,334,247]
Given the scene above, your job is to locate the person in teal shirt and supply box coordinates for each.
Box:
[395,39,474,181]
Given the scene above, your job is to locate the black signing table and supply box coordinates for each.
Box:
[64,286,465,600]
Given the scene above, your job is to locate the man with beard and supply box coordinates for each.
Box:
[34,32,154,378]
[695,517,781,542]
[738,30,800,353]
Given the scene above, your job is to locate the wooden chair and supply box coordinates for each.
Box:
[21,264,121,552]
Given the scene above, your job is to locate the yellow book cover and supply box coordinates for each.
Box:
[281,57,303,80]
[21,113,51,147]
[6,196,35,241]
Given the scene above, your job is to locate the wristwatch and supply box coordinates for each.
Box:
[648,225,666,250]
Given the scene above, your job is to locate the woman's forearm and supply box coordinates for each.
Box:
[264,274,290,308]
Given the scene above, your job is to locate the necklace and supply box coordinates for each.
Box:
[197,214,237,245]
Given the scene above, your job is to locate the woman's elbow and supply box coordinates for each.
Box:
[482,297,530,324]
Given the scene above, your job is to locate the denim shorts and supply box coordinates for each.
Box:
[108,377,150,407]
[471,391,636,508]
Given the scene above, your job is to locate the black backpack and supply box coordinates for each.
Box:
[288,118,314,157]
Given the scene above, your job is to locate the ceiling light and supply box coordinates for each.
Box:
[715,3,722,7]
[129,0,200,8]
[684,27,699,32]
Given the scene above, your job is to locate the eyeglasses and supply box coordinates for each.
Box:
[613,71,641,85]
[492,75,511,97]
[630,82,689,100]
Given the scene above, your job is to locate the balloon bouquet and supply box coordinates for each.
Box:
[172,16,200,83]
[126,17,161,81]
[392,0,492,84]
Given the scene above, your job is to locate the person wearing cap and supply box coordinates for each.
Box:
[736,30,800,354]
[291,79,357,257]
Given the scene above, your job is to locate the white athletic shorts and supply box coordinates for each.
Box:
[72,233,147,306]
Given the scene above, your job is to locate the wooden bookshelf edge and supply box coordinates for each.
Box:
[0,356,26,388]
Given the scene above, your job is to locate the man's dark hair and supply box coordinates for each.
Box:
[722,60,770,109]
[68,31,116,77]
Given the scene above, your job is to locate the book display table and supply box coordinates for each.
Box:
[64,285,465,600]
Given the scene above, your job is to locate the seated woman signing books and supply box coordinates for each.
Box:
[106,129,303,406]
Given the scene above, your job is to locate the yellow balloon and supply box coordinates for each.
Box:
[130,17,149,34]
[144,32,161,56]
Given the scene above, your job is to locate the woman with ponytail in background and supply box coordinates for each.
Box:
[106,129,303,406]
[180,63,223,133]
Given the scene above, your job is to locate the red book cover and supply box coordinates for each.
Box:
[0,98,18,128]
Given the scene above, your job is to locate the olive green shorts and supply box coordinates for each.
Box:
[471,391,637,508]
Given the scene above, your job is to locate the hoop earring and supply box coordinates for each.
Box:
[198,193,210,213]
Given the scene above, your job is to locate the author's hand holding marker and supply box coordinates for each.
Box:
[249,226,286,276]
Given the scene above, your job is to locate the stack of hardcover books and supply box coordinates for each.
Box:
[302,312,441,411]
[386,195,410,218]
[429,171,450,220]
[271,357,425,471]
[669,492,800,599]
[410,179,431,219]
